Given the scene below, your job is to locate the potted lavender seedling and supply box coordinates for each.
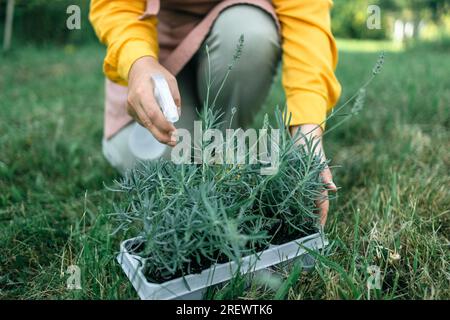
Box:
[108,43,385,299]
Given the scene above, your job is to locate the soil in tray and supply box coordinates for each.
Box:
[126,220,318,284]
[126,240,231,283]
[268,219,316,245]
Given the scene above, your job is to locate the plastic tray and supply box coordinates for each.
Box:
[117,232,328,300]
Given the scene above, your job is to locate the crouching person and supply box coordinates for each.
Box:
[89,0,341,225]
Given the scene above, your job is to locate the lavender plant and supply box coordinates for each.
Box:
[108,40,385,282]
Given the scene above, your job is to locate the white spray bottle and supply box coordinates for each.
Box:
[128,74,179,160]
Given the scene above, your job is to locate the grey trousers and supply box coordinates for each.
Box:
[103,5,280,173]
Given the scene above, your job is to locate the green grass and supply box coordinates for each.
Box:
[0,40,449,299]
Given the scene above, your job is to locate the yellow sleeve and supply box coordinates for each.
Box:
[273,0,341,129]
[89,0,159,85]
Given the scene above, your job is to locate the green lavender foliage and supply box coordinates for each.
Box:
[109,106,325,281]
[108,44,385,281]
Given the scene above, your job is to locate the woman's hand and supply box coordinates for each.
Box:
[127,56,181,147]
[290,124,337,226]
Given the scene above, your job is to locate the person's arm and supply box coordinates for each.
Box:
[273,0,342,225]
[89,0,158,85]
[90,0,180,145]
[273,0,341,129]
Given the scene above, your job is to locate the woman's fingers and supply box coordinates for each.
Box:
[290,124,338,227]
[132,100,176,147]
[316,190,329,226]
[139,86,176,133]
[316,167,337,226]
[322,167,337,192]
[128,85,177,146]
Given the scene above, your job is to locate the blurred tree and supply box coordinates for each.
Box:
[3,0,15,51]
[331,0,449,40]
[1,0,96,46]
[380,0,448,21]
[331,0,387,39]
[383,0,449,40]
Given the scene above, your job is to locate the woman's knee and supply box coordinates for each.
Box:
[196,5,281,128]
[102,124,138,174]
[205,5,280,73]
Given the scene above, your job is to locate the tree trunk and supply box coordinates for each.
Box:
[3,0,15,51]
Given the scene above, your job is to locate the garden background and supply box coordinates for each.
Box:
[0,0,449,299]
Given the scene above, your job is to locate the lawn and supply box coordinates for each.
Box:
[0,40,448,299]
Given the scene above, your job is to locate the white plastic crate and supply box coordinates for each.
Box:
[117,232,328,300]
